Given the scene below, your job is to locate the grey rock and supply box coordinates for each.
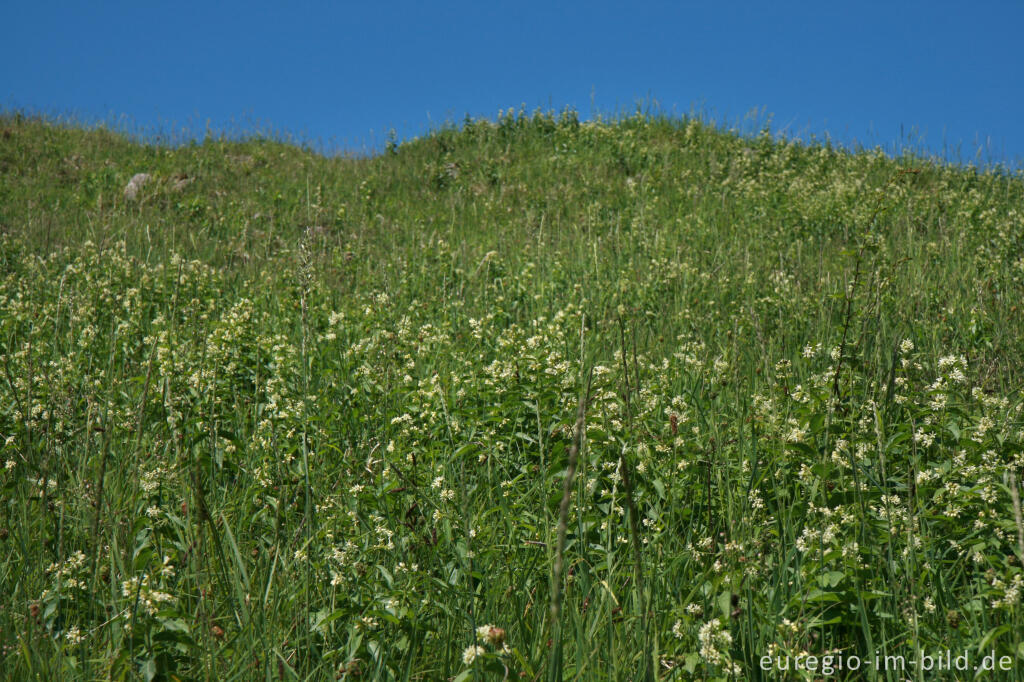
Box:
[124,173,151,200]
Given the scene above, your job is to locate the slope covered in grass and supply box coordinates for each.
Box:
[2,110,1024,680]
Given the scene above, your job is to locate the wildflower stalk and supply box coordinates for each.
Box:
[2,351,27,441]
[88,320,119,598]
[829,168,919,545]
[831,168,919,402]
[1009,471,1024,564]
[297,236,315,672]
[617,316,651,680]
[549,364,593,682]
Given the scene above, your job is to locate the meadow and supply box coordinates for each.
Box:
[1,108,1023,680]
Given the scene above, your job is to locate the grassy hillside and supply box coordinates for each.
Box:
[2,109,1024,680]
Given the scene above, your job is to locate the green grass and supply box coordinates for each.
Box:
[2,107,1024,680]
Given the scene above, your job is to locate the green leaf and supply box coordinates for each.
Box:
[377,565,394,588]
[979,624,1010,650]
[314,609,348,631]
[219,512,250,592]
[803,589,840,603]
[652,478,666,499]
[140,658,156,682]
[717,590,732,619]
[818,571,846,588]
[786,442,817,458]
[453,443,478,459]
[158,618,191,635]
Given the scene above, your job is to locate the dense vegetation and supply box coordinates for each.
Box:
[2,108,1023,680]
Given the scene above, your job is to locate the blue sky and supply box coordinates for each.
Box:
[3,1,1021,166]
